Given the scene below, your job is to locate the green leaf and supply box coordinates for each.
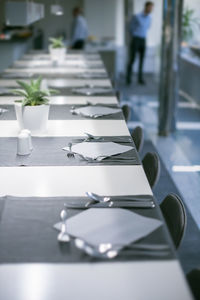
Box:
[16,80,32,95]
[49,36,64,48]
[15,76,55,106]
[12,89,28,97]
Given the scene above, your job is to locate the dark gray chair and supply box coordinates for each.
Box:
[131,126,144,153]
[187,268,200,300]
[121,104,131,122]
[160,193,187,249]
[142,152,160,189]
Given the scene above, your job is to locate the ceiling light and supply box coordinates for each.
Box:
[51,4,64,16]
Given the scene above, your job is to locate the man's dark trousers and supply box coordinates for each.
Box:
[126,36,146,84]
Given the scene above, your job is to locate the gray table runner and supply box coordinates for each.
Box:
[0,104,123,121]
[0,136,140,166]
[0,73,108,80]
[0,195,175,263]
[12,64,105,70]
[0,86,114,96]
[48,86,115,96]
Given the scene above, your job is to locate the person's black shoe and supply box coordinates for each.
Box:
[126,78,132,86]
[138,78,146,85]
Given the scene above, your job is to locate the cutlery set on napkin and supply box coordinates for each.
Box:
[72,132,133,143]
[62,140,135,163]
[71,87,113,96]
[65,192,155,209]
[70,105,121,118]
[76,73,108,79]
[54,205,169,259]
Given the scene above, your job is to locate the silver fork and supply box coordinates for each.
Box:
[67,143,75,158]
[70,106,76,115]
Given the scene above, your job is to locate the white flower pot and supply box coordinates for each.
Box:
[49,46,66,64]
[15,102,50,134]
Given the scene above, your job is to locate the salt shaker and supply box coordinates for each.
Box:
[21,129,33,151]
[17,132,31,156]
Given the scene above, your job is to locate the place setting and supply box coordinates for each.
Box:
[13,60,104,69]
[62,138,140,165]
[69,104,123,119]
[71,86,114,96]
[43,85,114,96]
[0,133,140,167]
[53,203,173,261]
[0,72,34,79]
[75,72,108,79]
[0,194,172,263]
[0,103,124,121]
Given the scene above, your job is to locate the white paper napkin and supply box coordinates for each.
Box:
[54,208,163,248]
[72,87,113,95]
[63,142,133,160]
[76,73,107,79]
[71,106,121,118]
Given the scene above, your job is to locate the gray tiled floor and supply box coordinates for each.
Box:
[118,74,200,229]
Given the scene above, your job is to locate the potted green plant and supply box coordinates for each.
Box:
[49,36,66,63]
[182,7,199,43]
[13,76,58,134]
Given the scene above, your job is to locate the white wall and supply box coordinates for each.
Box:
[115,0,125,46]
[84,0,116,41]
[34,0,83,49]
[84,0,125,46]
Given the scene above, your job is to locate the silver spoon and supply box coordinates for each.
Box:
[57,209,70,242]
[85,191,113,208]
[84,132,101,141]
[86,191,111,203]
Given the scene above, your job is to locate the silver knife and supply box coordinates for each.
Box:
[107,195,154,202]
[65,201,155,209]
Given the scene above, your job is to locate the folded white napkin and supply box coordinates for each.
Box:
[54,208,163,248]
[63,142,133,160]
[72,87,113,95]
[71,106,121,118]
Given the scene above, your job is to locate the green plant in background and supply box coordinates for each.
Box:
[49,36,65,48]
[182,7,200,42]
[13,76,58,106]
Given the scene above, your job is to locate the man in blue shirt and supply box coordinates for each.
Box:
[71,7,88,50]
[126,1,154,85]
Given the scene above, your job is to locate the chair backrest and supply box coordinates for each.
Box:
[187,268,200,300]
[121,105,131,122]
[142,152,160,189]
[131,126,144,153]
[160,193,187,249]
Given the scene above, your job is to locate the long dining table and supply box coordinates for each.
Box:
[0,50,193,300]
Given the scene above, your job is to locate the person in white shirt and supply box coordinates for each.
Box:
[70,7,88,50]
